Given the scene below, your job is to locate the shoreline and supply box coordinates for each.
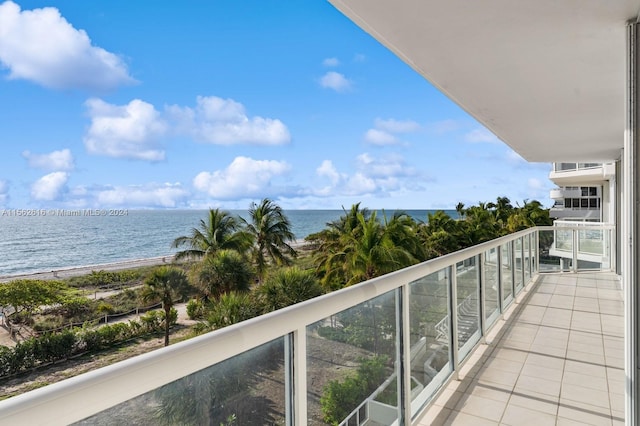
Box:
[0,239,310,283]
[0,256,175,283]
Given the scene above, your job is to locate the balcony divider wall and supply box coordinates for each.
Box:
[0,225,614,426]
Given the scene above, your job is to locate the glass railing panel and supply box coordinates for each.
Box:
[577,228,609,271]
[578,229,603,255]
[75,338,286,425]
[501,243,513,307]
[555,162,577,171]
[307,291,398,426]
[578,162,602,169]
[514,237,524,293]
[409,268,452,416]
[539,229,572,272]
[483,248,500,328]
[523,234,532,283]
[456,257,481,361]
[531,232,538,273]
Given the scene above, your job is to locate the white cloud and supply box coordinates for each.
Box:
[0,1,134,91]
[465,127,500,143]
[167,96,290,145]
[84,98,167,161]
[314,153,418,197]
[319,71,351,92]
[364,118,420,146]
[22,148,74,171]
[428,119,460,134]
[374,118,420,133]
[31,171,68,201]
[316,160,341,185]
[353,53,366,62]
[96,183,189,208]
[344,173,377,195]
[356,153,410,178]
[364,129,398,146]
[193,156,291,199]
[322,57,340,67]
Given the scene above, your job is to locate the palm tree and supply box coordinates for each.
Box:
[241,199,297,282]
[419,210,464,258]
[141,266,191,346]
[171,208,252,261]
[318,211,420,288]
[191,249,254,300]
[506,199,551,232]
[463,204,500,243]
[492,196,514,228]
[383,211,426,262]
[309,203,371,289]
[455,202,466,218]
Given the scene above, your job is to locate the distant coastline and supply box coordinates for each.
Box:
[0,209,456,277]
[0,239,312,282]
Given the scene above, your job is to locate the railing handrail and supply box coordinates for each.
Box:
[552,220,612,227]
[0,225,608,424]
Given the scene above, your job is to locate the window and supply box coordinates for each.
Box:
[572,199,580,208]
[589,187,597,196]
[581,199,589,208]
[565,199,571,208]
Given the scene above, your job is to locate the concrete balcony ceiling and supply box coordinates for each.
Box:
[329,0,639,162]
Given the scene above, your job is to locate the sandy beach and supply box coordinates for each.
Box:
[0,255,175,283]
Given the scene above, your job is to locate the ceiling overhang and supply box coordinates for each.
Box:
[329,0,640,162]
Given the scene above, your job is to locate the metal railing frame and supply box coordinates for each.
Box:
[0,225,613,425]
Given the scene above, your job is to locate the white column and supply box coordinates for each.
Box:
[624,21,638,426]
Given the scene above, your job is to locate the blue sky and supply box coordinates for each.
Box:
[0,0,552,210]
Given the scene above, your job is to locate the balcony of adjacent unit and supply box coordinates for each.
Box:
[548,163,614,187]
[549,187,583,200]
[0,224,622,425]
[549,186,602,221]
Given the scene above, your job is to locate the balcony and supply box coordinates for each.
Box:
[0,225,620,425]
[548,164,610,187]
[549,188,582,200]
[553,163,602,172]
[417,271,623,425]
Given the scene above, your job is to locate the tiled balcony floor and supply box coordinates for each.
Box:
[416,272,624,426]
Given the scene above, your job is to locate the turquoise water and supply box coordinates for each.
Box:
[0,209,455,276]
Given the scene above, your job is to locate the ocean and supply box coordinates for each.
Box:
[0,209,455,276]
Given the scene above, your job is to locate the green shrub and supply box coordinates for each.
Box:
[33,331,76,363]
[259,267,323,313]
[0,346,13,376]
[139,308,177,333]
[321,374,365,425]
[0,308,180,379]
[97,301,115,315]
[140,310,163,333]
[60,297,95,317]
[320,356,389,425]
[207,293,259,329]
[32,316,67,333]
[186,299,205,320]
